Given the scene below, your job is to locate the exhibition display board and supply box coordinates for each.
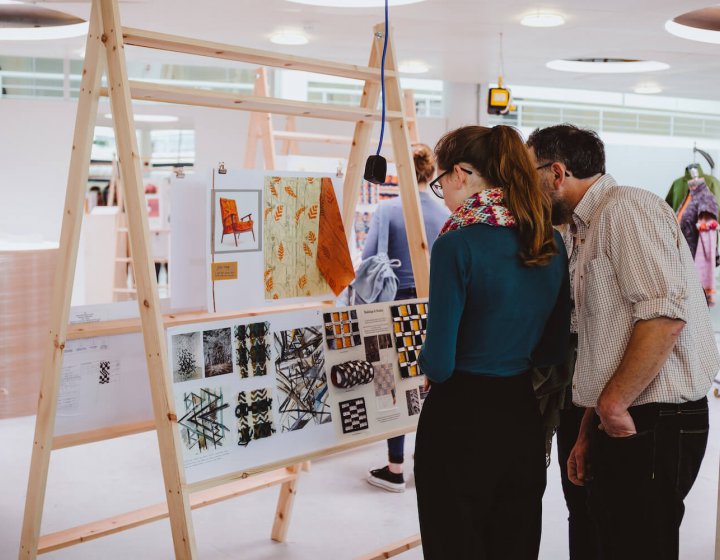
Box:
[18,0,430,558]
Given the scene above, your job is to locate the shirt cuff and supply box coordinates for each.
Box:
[632,297,687,323]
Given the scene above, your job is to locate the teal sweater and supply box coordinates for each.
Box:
[418,225,569,383]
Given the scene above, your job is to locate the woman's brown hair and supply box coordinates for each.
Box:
[412,143,436,184]
[434,125,556,267]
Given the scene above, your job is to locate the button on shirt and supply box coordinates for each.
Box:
[572,174,720,407]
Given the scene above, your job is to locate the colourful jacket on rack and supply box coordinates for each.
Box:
[665,164,720,211]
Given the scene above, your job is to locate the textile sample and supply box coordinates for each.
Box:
[316,177,355,296]
[373,363,396,398]
[203,328,233,377]
[406,388,421,416]
[274,326,332,431]
[391,303,429,378]
[339,397,369,434]
[364,335,381,363]
[234,322,271,378]
[323,310,361,350]
[98,360,111,384]
[178,387,230,454]
[330,360,374,389]
[235,388,275,446]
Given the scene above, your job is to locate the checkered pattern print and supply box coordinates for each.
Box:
[98,361,111,384]
[324,310,362,350]
[390,303,428,378]
[339,397,369,434]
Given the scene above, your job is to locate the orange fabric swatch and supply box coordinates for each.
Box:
[318,178,355,296]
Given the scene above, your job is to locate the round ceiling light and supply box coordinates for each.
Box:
[633,84,663,94]
[0,1,88,41]
[105,113,179,123]
[286,0,425,6]
[270,30,309,45]
[399,60,429,74]
[521,13,565,27]
[546,58,670,74]
[665,6,720,44]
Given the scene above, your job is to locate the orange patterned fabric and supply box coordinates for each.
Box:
[318,177,355,296]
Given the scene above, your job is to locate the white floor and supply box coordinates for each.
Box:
[1,397,718,560]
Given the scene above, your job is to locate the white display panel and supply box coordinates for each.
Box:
[55,333,153,437]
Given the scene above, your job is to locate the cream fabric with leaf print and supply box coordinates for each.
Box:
[263,176,330,299]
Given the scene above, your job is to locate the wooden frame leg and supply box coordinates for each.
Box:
[18,6,104,559]
[271,464,301,542]
[99,0,197,557]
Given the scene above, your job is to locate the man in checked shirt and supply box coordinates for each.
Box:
[528,124,719,560]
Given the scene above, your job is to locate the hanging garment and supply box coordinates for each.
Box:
[696,219,717,306]
[665,164,720,211]
[676,178,719,306]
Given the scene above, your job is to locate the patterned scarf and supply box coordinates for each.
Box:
[438,188,516,237]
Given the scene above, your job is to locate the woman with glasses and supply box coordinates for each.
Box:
[363,142,450,493]
[415,125,570,559]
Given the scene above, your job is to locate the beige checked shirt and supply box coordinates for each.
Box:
[572,174,720,407]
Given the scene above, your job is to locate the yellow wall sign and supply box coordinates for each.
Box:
[211,261,238,281]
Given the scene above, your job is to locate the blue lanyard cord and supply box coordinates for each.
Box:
[376,0,388,157]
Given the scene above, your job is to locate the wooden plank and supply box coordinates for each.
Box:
[281,116,298,155]
[186,424,415,494]
[99,0,197,557]
[354,534,422,560]
[18,6,105,559]
[52,420,155,450]
[383,30,430,297]
[403,90,419,143]
[122,27,396,83]
[66,301,330,340]
[273,130,393,149]
[37,468,298,554]
[342,25,386,242]
[98,81,402,123]
[270,464,301,542]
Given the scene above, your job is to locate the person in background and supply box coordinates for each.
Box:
[363,142,449,493]
[528,124,719,560]
[415,125,569,559]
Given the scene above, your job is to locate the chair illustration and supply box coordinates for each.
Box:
[219,197,255,246]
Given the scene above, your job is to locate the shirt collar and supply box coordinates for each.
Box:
[573,174,618,228]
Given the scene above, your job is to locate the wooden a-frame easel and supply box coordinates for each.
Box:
[243,66,420,170]
[19,0,430,558]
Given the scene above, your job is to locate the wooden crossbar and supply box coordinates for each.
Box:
[99,81,403,122]
[52,420,155,450]
[122,27,395,82]
[354,534,421,560]
[37,468,298,554]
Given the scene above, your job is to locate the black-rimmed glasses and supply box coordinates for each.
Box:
[429,167,473,199]
[536,161,571,177]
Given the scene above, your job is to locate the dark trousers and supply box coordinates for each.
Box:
[385,286,417,465]
[557,401,599,560]
[588,397,709,560]
[415,372,546,560]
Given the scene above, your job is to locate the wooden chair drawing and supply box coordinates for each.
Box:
[219,197,255,246]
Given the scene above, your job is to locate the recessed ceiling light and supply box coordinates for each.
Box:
[286,0,425,6]
[546,58,670,74]
[521,13,565,27]
[634,84,662,94]
[104,113,179,123]
[270,30,309,45]
[399,60,429,74]
[665,19,720,44]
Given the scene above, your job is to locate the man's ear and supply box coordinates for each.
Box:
[550,162,566,189]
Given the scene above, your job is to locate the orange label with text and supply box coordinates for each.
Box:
[211,262,238,281]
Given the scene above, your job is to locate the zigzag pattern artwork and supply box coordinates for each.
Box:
[235,388,276,446]
[406,388,421,416]
[178,387,230,454]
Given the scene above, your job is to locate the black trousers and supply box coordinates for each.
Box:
[414,372,546,560]
[557,401,599,560]
[587,397,709,560]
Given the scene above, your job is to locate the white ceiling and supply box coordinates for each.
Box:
[3,0,720,100]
